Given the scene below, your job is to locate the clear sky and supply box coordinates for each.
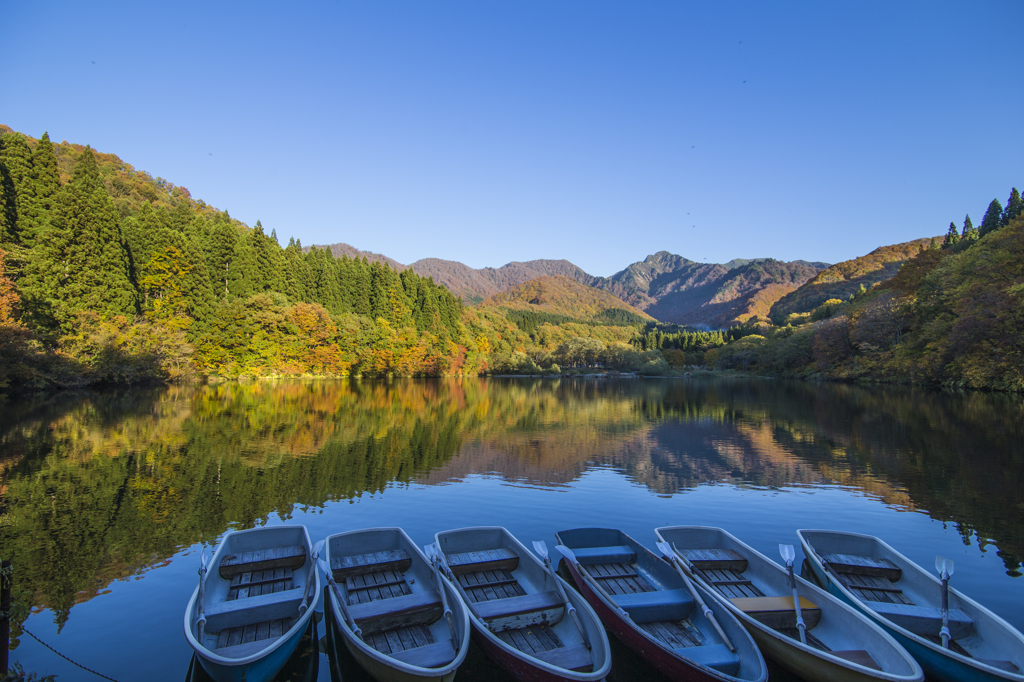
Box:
[3,1,1021,276]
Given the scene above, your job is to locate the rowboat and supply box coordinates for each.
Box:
[183,525,322,682]
[799,529,1024,682]
[432,526,612,681]
[555,527,767,682]
[656,525,923,682]
[323,527,471,682]
[185,619,320,682]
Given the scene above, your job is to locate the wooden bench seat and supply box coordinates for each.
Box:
[569,545,636,566]
[821,553,902,581]
[207,588,302,617]
[332,549,412,579]
[679,548,748,572]
[532,644,593,672]
[471,591,564,632]
[871,602,973,639]
[680,643,740,676]
[219,546,306,578]
[445,548,518,576]
[389,639,458,669]
[730,595,822,630]
[615,589,694,624]
[349,590,443,635]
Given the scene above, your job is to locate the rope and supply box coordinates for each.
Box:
[20,626,123,682]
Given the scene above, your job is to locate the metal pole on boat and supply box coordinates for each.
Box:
[424,544,460,652]
[660,542,735,653]
[935,556,954,649]
[298,542,324,616]
[196,549,208,643]
[318,559,363,641]
[779,545,808,645]
[1,559,10,675]
[532,541,592,651]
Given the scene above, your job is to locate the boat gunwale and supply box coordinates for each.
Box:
[554,526,767,682]
[183,524,321,668]
[656,525,924,682]
[433,525,612,682]
[798,528,1024,681]
[324,526,471,677]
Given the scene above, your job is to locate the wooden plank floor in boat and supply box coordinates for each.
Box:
[217,616,297,649]
[455,551,590,670]
[584,561,705,649]
[333,551,442,662]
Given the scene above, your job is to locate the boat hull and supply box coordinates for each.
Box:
[562,558,746,682]
[801,532,1024,682]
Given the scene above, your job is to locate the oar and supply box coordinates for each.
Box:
[196,547,209,641]
[318,558,362,641]
[555,544,631,621]
[424,544,460,651]
[780,544,808,645]
[936,556,954,649]
[533,541,592,650]
[298,541,324,615]
[659,542,735,653]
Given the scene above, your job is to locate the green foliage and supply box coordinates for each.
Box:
[980,200,1003,238]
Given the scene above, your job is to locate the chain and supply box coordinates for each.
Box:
[20,626,123,682]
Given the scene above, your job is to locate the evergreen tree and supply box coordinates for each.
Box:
[961,214,978,242]
[227,231,258,298]
[1003,188,1022,227]
[28,132,62,244]
[979,199,1003,238]
[0,132,36,245]
[351,257,372,316]
[205,216,238,298]
[282,238,310,302]
[942,222,960,248]
[22,150,136,331]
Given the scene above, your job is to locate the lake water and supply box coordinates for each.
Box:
[2,377,1022,681]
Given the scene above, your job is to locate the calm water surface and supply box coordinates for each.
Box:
[1,377,1022,681]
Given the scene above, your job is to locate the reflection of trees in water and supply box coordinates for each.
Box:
[1,378,1022,635]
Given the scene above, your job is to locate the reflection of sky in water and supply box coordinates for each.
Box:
[5,378,1024,681]
[17,472,1023,682]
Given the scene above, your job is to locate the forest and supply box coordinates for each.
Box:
[707,191,1024,392]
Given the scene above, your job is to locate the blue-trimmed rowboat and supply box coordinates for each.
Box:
[323,527,471,682]
[799,529,1024,682]
[184,525,321,682]
[433,526,612,682]
[656,525,923,682]
[555,527,768,682]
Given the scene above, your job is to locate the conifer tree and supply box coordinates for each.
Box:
[28,132,61,244]
[0,132,36,245]
[23,149,136,331]
[205,217,238,297]
[351,257,372,316]
[227,231,257,298]
[942,222,960,248]
[1003,188,1022,227]
[979,199,1003,238]
[961,214,978,242]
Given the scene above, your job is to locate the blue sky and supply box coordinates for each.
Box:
[2,1,1021,276]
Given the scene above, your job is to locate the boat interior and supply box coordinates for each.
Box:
[800,530,1022,675]
[327,528,459,670]
[556,527,763,680]
[658,526,922,676]
[436,527,597,674]
[199,526,314,660]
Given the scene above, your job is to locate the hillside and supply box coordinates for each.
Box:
[480,275,654,322]
[768,238,936,322]
[310,242,405,271]
[596,252,826,328]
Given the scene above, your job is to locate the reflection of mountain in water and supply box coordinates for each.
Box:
[1,377,1022,634]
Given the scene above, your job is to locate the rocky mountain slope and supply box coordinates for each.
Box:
[479,275,654,322]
